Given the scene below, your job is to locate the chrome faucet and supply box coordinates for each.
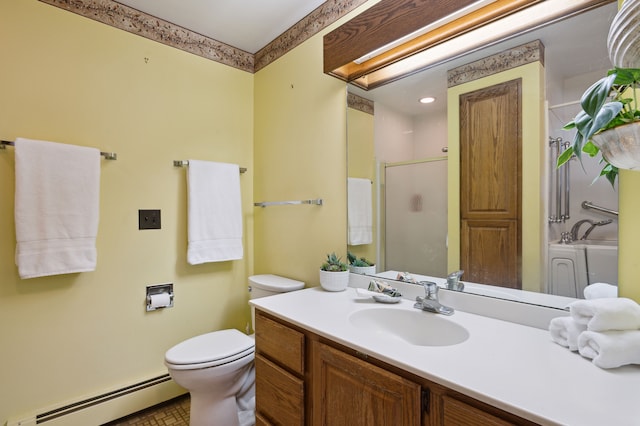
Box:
[569,219,613,241]
[414,281,454,315]
[446,270,464,291]
[581,219,613,240]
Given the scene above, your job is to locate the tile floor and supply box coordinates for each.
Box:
[104,394,190,426]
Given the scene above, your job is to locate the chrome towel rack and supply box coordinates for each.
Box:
[173,160,247,173]
[254,199,323,207]
[1,140,117,160]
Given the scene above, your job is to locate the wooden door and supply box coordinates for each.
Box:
[311,341,421,425]
[459,79,522,288]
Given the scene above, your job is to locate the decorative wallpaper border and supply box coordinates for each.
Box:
[38,0,369,73]
[447,40,545,88]
[347,93,374,115]
[255,0,369,72]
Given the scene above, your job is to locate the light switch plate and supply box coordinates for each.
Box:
[139,209,161,230]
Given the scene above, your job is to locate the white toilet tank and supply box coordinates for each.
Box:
[249,274,304,299]
[249,274,304,332]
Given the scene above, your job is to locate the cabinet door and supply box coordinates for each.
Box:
[312,341,421,425]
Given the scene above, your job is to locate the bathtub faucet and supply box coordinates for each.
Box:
[570,219,613,241]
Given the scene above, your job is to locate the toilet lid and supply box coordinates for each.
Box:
[249,274,305,292]
[165,329,254,366]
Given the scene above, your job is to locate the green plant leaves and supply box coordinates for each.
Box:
[558,67,640,186]
[580,74,616,117]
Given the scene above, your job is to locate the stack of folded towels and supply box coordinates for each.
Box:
[549,296,640,369]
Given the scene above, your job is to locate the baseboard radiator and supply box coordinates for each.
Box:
[7,373,185,426]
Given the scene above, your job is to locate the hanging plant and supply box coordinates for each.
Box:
[558,67,640,186]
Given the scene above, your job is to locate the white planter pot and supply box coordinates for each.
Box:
[319,269,350,292]
[348,265,376,275]
[591,122,640,170]
[608,0,640,68]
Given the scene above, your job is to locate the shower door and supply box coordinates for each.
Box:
[384,158,447,277]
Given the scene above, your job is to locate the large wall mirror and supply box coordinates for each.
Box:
[346,1,619,309]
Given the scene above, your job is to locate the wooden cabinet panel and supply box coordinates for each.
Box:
[460,79,521,221]
[459,78,522,288]
[255,311,304,375]
[255,354,304,426]
[461,219,520,288]
[311,341,421,426]
[442,396,516,426]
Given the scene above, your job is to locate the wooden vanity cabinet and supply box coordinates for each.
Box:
[311,340,421,425]
[254,311,306,425]
[254,309,538,426]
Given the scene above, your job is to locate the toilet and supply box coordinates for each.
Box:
[164,274,305,426]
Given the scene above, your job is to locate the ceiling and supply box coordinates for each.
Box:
[115,0,327,54]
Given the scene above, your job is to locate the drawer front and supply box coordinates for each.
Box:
[443,396,515,426]
[255,354,304,426]
[255,311,304,375]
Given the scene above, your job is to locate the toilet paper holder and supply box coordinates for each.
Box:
[146,283,174,311]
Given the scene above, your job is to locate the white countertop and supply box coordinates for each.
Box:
[250,286,640,426]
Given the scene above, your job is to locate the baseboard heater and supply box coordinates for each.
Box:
[8,374,177,426]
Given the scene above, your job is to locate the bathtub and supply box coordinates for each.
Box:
[548,240,618,299]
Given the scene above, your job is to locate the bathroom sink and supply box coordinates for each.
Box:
[348,308,469,347]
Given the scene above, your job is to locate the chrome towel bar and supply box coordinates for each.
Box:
[1,140,117,160]
[254,199,323,207]
[173,160,247,173]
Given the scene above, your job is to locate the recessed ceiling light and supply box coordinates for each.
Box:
[419,97,436,104]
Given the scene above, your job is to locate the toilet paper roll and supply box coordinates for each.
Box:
[149,292,171,309]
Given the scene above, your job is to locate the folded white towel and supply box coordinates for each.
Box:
[187,160,243,264]
[549,316,587,351]
[569,297,640,331]
[14,137,100,279]
[578,330,640,369]
[584,282,618,300]
[347,177,372,245]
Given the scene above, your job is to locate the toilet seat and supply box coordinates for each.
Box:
[165,329,255,370]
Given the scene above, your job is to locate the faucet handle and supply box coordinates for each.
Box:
[446,270,465,291]
[420,281,439,299]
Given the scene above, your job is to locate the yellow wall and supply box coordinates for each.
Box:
[447,62,545,292]
[252,36,348,285]
[0,0,254,421]
[347,107,377,264]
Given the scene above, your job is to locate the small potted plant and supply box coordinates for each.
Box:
[347,251,376,275]
[558,67,640,186]
[319,252,349,292]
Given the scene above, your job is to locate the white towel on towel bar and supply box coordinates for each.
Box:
[347,177,372,245]
[14,137,100,279]
[187,160,243,264]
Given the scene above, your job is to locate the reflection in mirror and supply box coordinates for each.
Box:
[347,2,619,307]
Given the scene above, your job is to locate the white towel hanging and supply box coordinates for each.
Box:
[187,160,243,264]
[14,137,101,279]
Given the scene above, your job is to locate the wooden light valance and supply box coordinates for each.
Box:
[324,0,612,90]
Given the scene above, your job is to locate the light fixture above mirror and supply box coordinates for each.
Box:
[324,0,612,90]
